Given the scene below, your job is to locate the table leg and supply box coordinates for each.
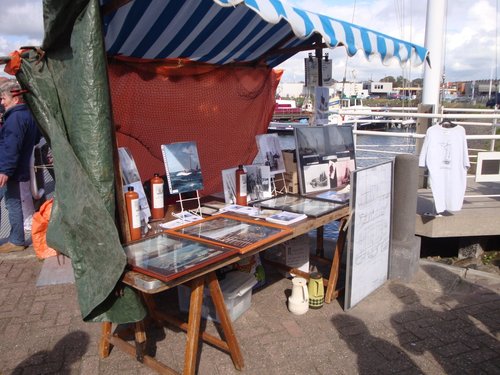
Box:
[134,321,147,362]
[207,272,244,370]
[98,322,113,358]
[184,276,205,375]
[316,226,324,257]
[325,217,348,304]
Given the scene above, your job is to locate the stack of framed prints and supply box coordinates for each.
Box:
[252,194,342,218]
[123,233,238,283]
[294,125,355,195]
[165,214,293,254]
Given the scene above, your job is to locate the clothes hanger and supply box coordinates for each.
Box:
[439,120,456,128]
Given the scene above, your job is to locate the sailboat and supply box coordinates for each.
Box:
[177,157,196,176]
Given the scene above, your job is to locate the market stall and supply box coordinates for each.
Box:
[2,0,428,357]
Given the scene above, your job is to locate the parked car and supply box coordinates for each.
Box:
[486,93,500,108]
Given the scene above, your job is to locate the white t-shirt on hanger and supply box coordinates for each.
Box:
[418,124,470,213]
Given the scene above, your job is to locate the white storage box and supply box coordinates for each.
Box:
[177,271,258,322]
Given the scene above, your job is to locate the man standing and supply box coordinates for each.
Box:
[0,80,41,253]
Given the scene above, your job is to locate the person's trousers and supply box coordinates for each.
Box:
[0,180,25,245]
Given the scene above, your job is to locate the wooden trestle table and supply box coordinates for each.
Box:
[98,205,350,374]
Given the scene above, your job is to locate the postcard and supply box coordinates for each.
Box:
[265,211,307,225]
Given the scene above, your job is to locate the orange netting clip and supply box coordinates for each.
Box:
[4,50,22,75]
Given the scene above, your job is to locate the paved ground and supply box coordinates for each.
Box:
[0,247,499,375]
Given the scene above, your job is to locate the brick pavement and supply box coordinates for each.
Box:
[0,248,499,375]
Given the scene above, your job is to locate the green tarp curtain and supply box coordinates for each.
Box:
[16,0,145,323]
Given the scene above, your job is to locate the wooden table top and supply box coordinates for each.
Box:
[122,205,350,294]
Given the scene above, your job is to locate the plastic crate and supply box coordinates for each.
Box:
[177,271,258,322]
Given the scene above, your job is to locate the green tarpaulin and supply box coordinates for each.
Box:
[16,0,145,323]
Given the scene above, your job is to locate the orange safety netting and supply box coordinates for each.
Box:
[108,59,282,196]
[32,198,58,259]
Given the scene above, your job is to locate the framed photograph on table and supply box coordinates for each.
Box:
[166,214,293,254]
[123,233,238,283]
[253,194,343,218]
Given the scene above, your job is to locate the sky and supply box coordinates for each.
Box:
[0,0,498,83]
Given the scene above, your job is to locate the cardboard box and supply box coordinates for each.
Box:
[264,234,310,276]
[282,149,297,174]
[274,171,299,193]
[177,271,258,322]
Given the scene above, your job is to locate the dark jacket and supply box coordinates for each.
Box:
[0,104,41,182]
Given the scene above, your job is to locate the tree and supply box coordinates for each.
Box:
[394,76,405,88]
[381,76,396,83]
[412,78,423,87]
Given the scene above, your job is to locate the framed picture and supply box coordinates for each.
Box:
[345,161,393,310]
[294,125,355,194]
[123,233,237,283]
[255,133,286,175]
[308,188,350,203]
[165,214,293,254]
[475,151,500,182]
[253,194,343,218]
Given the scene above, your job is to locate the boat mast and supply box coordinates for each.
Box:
[422,0,447,111]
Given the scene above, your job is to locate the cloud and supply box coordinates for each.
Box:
[0,1,43,39]
[0,0,43,64]
[0,0,497,84]
[278,0,498,83]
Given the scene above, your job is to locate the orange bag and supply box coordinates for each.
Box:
[32,198,58,259]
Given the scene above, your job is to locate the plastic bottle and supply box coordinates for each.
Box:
[150,173,164,220]
[125,186,141,241]
[235,165,247,206]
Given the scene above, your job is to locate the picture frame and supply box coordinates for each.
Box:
[294,125,355,194]
[308,188,350,203]
[345,161,393,310]
[252,193,343,218]
[123,233,237,283]
[475,151,500,182]
[165,214,293,254]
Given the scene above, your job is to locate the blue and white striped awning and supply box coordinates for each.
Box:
[101,0,429,68]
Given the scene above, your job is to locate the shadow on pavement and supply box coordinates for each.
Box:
[11,330,89,375]
[331,314,421,374]
[388,265,500,374]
